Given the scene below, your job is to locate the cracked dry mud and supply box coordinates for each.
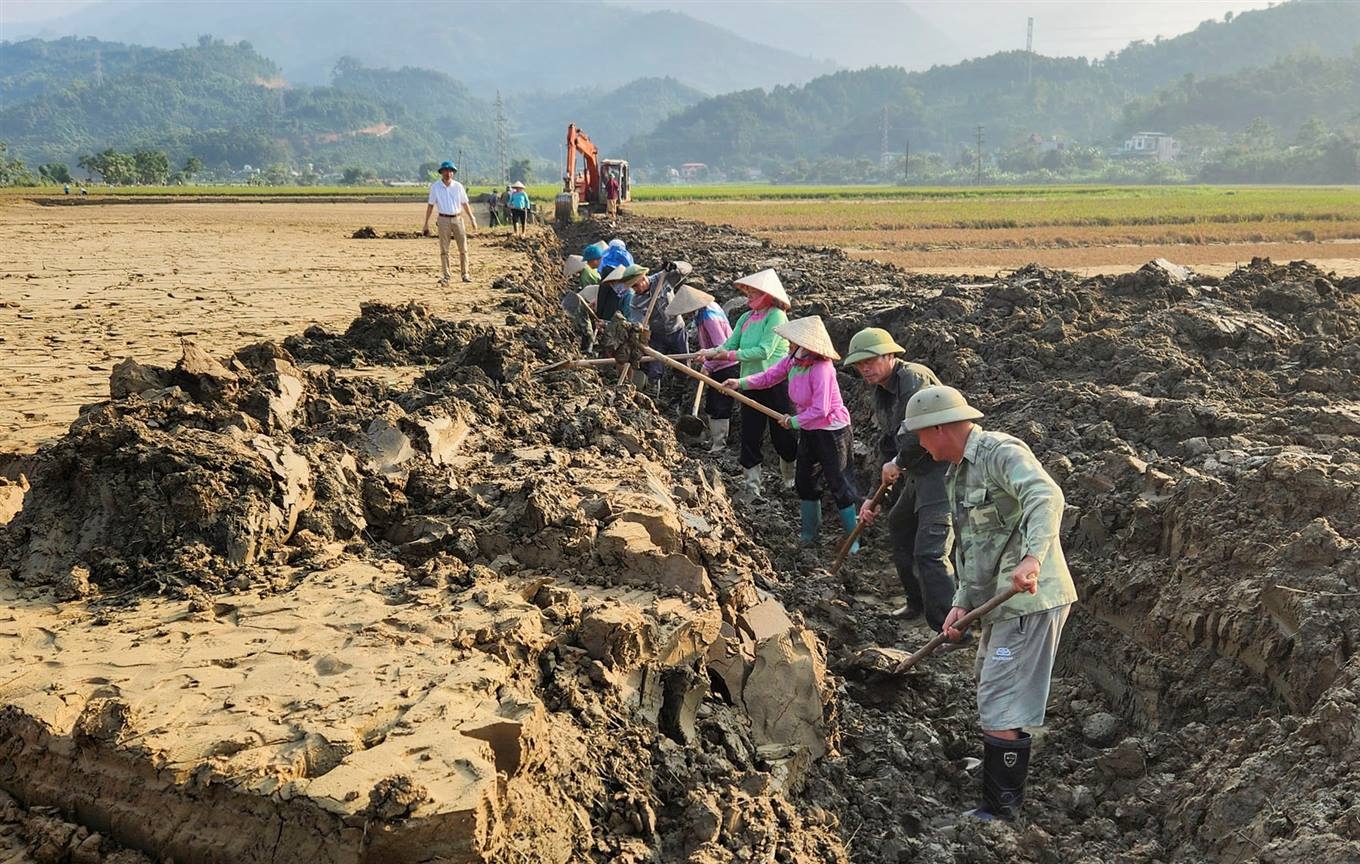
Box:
[0,212,1357,863]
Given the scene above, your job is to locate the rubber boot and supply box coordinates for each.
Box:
[708,418,729,453]
[743,466,762,496]
[779,459,797,490]
[837,505,861,554]
[966,732,1032,822]
[799,500,822,544]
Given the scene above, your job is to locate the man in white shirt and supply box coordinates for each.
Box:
[422,160,478,284]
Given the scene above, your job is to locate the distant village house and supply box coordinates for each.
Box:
[1122,131,1180,162]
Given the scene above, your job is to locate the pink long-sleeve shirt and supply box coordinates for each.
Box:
[741,350,850,431]
[696,303,739,374]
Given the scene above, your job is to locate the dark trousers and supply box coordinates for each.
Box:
[887,477,956,631]
[704,364,739,419]
[646,329,688,382]
[489,208,500,227]
[795,426,861,509]
[738,382,798,469]
[510,208,527,230]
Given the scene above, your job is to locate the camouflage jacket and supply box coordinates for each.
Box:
[947,426,1077,622]
[872,359,948,508]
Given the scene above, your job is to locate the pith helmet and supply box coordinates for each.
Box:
[666,284,715,317]
[620,264,649,282]
[903,385,983,431]
[842,327,905,365]
[563,255,586,277]
[775,316,839,360]
[734,269,791,310]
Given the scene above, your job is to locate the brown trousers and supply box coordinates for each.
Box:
[436,214,468,279]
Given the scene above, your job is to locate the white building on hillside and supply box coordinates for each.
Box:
[1122,132,1180,162]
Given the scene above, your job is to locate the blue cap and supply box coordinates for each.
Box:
[582,242,606,261]
[438,160,457,172]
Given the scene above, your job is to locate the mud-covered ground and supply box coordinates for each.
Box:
[562,216,1360,863]
[0,208,1357,863]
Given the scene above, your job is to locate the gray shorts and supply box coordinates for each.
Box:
[974,604,1072,731]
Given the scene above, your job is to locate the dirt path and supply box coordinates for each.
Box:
[0,201,521,454]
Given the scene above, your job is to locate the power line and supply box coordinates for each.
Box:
[1026,17,1034,85]
[976,125,984,186]
[495,91,508,184]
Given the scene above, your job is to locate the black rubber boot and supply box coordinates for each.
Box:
[968,732,1031,821]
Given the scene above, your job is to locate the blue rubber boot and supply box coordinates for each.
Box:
[837,505,860,554]
[799,500,822,544]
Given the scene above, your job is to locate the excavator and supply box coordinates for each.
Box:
[555,123,630,224]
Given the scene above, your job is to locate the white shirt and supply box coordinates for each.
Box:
[428,179,469,216]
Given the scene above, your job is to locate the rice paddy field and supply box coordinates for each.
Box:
[627,184,1360,275]
[9,182,1358,275]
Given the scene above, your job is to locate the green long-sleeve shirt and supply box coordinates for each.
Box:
[718,308,789,376]
[579,267,601,288]
[948,426,1078,623]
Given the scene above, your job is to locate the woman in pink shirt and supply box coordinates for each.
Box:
[666,285,738,452]
[736,316,863,551]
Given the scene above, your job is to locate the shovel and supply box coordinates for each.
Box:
[677,380,706,436]
[531,351,701,376]
[829,477,893,577]
[854,587,1019,675]
[640,346,788,424]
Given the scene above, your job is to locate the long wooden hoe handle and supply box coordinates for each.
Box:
[829,478,894,576]
[640,346,786,423]
[891,587,1021,673]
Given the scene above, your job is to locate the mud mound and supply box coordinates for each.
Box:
[566,215,1360,861]
[0,227,854,862]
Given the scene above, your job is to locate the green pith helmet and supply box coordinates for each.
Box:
[841,327,906,365]
[903,385,984,431]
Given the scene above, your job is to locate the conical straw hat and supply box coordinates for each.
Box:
[734,268,791,309]
[601,265,629,284]
[665,284,715,317]
[579,283,600,305]
[563,255,586,276]
[776,316,839,360]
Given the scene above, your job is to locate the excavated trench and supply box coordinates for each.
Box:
[558,216,1360,863]
[0,219,1357,863]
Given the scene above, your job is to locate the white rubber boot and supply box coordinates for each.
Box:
[708,418,729,453]
[779,459,797,490]
[743,466,762,496]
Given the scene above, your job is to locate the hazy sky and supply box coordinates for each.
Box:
[3,0,1282,63]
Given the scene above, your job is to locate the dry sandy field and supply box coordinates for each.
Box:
[0,199,511,453]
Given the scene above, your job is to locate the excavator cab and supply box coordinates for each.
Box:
[555,124,631,223]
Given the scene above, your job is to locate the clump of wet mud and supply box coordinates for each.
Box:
[351,225,422,240]
[565,216,1360,861]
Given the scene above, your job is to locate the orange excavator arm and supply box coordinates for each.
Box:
[564,124,601,205]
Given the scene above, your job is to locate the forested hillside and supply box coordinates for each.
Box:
[1120,52,1360,140]
[0,40,491,176]
[621,0,1360,179]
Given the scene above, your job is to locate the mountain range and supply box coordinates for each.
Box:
[5,0,837,94]
[1,0,1356,181]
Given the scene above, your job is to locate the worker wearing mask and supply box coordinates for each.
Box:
[699,269,797,496]
[736,316,861,549]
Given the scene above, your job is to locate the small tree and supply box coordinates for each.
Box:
[342,165,377,185]
[182,156,205,181]
[0,142,34,187]
[132,149,171,184]
[39,162,73,184]
[508,158,533,184]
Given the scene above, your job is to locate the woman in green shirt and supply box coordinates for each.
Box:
[700,268,798,495]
